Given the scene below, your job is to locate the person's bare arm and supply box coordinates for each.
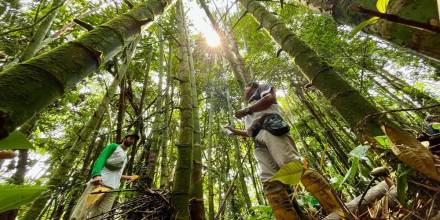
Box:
[121,175,131,180]
[225,126,250,137]
[235,89,276,118]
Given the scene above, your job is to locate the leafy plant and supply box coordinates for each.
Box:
[349,0,390,37]
[396,164,409,205]
[339,145,370,187]
[0,185,47,212]
[0,131,34,150]
[248,205,275,220]
[270,160,303,185]
[374,135,391,149]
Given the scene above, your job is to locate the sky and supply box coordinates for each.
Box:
[185,0,225,47]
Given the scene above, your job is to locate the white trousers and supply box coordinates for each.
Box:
[69,183,116,220]
[254,130,301,193]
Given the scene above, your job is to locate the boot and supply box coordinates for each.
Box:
[301,169,347,218]
[266,189,300,220]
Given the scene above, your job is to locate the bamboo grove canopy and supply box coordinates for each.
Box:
[0,0,439,219]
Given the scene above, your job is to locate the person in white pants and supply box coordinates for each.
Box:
[226,81,346,219]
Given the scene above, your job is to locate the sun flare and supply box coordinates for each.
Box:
[204,31,221,47]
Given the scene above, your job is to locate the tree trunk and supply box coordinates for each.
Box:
[0,0,175,140]
[115,78,126,142]
[21,39,139,220]
[125,42,153,177]
[225,88,252,211]
[143,25,165,187]
[299,0,440,61]
[206,88,215,220]
[172,1,194,218]
[184,6,205,219]
[160,39,173,189]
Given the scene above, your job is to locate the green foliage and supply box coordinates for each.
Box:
[396,164,410,205]
[349,17,379,38]
[0,185,47,212]
[349,144,370,160]
[374,135,391,149]
[340,145,370,187]
[270,160,303,185]
[339,157,359,187]
[248,206,275,220]
[0,131,34,150]
[297,193,319,208]
[349,0,390,37]
[432,123,440,130]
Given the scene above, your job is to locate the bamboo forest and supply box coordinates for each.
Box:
[0,0,440,219]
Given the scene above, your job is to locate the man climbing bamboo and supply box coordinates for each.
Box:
[226,81,346,219]
[70,133,140,220]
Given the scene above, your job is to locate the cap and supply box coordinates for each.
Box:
[124,133,140,140]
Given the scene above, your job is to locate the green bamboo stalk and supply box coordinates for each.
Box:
[159,39,172,189]
[172,1,194,218]
[206,88,215,220]
[183,3,205,218]
[143,24,165,187]
[298,0,440,61]
[0,0,175,140]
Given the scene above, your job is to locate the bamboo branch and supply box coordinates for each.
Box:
[73,19,94,31]
[351,4,440,33]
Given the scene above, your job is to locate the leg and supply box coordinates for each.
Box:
[69,183,94,220]
[301,169,347,217]
[89,193,116,220]
[254,140,299,220]
[256,130,301,168]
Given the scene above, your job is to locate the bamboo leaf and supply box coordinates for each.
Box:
[432,123,440,130]
[270,160,303,185]
[381,124,440,182]
[374,135,390,149]
[339,157,359,187]
[0,184,47,212]
[349,17,379,38]
[376,0,390,13]
[349,145,370,160]
[0,131,34,150]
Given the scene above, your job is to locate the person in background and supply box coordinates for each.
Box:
[70,133,139,220]
[226,81,346,219]
[425,115,440,135]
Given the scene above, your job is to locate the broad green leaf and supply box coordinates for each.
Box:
[396,164,409,204]
[374,135,390,149]
[432,123,440,130]
[0,131,34,150]
[270,160,303,185]
[376,0,390,13]
[339,157,359,187]
[349,17,379,38]
[349,145,370,160]
[0,185,47,212]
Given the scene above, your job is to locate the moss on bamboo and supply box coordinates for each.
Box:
[0,0,174,140]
